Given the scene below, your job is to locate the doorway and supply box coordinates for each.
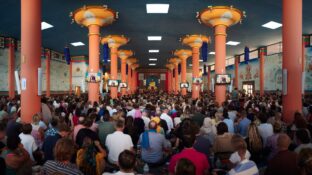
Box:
[242,81,255,95]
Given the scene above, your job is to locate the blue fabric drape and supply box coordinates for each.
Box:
[64,47,71,65]
[201,42,208,62]
[141,129,156,149]
[102,43,110,63]
[244,47,250,63]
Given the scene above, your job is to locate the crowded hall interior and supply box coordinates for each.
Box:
[0,0,312,175]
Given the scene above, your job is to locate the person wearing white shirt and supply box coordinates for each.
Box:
[160,108,173,133]
[105,119,133,164]
[19,124,38,161]
[257,114,274,146]
[126,108,135,118]
[141,110,151,130]
[102,150,136,175]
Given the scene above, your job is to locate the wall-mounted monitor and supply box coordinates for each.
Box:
[108,80,119,87]
[85,72,101,83]
[119,82,128,88]
[215,74,231,85]
[180,82,189,88]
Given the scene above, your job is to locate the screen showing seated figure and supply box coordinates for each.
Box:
[108,80,119,87]
[180,82,189,88]
[119,82,128,88]
[216,74,231,84]
[85,72,101,83]
[192,77,203,84]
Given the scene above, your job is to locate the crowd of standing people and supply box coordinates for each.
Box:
[0,89,311,175]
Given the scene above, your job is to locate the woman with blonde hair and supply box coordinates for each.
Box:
[245,122,263,163]
[31,113,47,148]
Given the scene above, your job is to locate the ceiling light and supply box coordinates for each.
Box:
[226,41,240,46]
[199,60,203,62]
[108,60,111,62]
[41,22,53,30]
[70,42,85,47]
[146,4,169,14]
[209,52,215,55]
[149,50,159,53]
[149,58,157,61]
[262,21,282,29]
[148,36,162,41]
[149,63,156,66]
[189,64,192,66]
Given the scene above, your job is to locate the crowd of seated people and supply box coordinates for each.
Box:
[0,88,311,175]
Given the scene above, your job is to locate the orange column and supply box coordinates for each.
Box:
[133,69,137,93]
[214,25,227,105]
[88,24,100,103]
[110,47,118,98]
[175,64,179,94]
[207,66,211,92]
[192,47,200,99]
[45,49,51,97]
[8,38,15,99]
[69,61,73,95]
[21,0,41,123]
[259,48,265,96]
[121,59,127,96]
[234,55,239,89]
[302,36,306,73]
[282,0,302,124]
[167,70,172,93]
[127,65,132,95]
[172,69,176,93]
[181,58,187,95]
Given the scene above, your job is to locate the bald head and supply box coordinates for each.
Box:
[277,133,291,150]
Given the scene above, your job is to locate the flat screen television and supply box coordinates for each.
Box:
[180,82,189,88]
[192,77,203,84]
[85,72,101,83]
[108,80,119,87]
[215,74,231,85]
[119,82,128,88]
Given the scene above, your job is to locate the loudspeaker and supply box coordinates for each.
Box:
[14,71,21,95]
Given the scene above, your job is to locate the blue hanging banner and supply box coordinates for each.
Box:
[244,46,250,63]
[126,64,128,75]
[64,47,71,65]
[201,42,208,62]
[178,64,181,75]
[203,64,207,75]
[103,43,110,63]
[102,65,106,74]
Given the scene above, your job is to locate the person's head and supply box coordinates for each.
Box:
[273,121,282,133]
[54,138,76,162]
[57,124,71,137]
[148,121,157,130]
[0,122,6,140]
[118,150,136,173]
[32,114,41,124]
[182,134,196,148]
[115,118,125,131]
[236,138,248,160]
[247,123,263,151]
[296,129,311,144]
[7,135,21,150]
[258,113,268,124]
[277,133,291,151]
[22,123,32,134]
[50,117,59,128]
[216,122,228,135]
[175,158,196,175]
[298,148,312,175]
[83,117,94,128]
[294,112,308,129]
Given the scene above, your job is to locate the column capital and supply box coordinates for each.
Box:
[197,6,245,28]
[101,35,129,49]
[118,49,133,60]
[169,58,181,65]
[131,63,139,70]
[71,5,117,28]
[166,64,174,70]
[127,58,137,66]
[174,49,192,60]
[181,34,210,48]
